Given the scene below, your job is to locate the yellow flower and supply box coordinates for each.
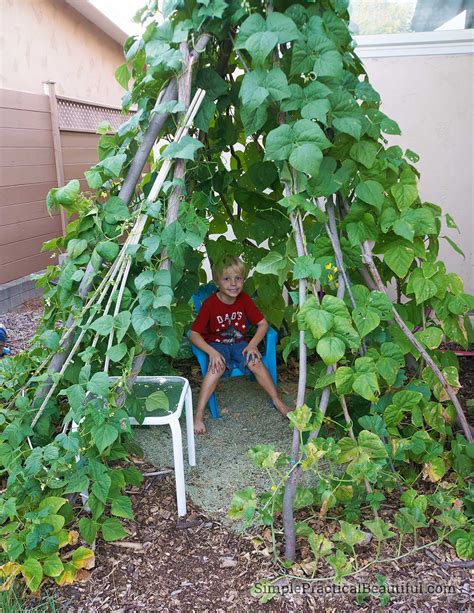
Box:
[328,274,334,281]
[333,267,338,273]
[325,262,333,270]
[271,485,277,492]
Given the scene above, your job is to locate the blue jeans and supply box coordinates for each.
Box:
[208,340,251,376]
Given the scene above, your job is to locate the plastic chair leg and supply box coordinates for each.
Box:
[185,386,196,466]
[208,392,219,418]
[169,419,187,517]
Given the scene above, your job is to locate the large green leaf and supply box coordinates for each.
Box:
[350,140,378,169]
[101,518,128,542]
[21,558,43,592]
[352,307,380,337]
[391,183,418,211]
[305,309,334,340]
[352,372,379,401]
[255,251,286,275]
[245,31,279,66]
[289,143,323,176]
[131,306,155,336]
[384,242,415,278]
[91,423,118,454]
[162,136,204,161]
[355,180,385,211]
[316,336,346,365]
[87,372,110,398]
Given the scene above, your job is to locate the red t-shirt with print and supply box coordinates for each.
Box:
[191,291,264,344]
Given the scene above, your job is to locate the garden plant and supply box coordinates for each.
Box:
[0,0,473,597]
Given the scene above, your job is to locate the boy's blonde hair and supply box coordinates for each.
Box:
[212,255,246,283]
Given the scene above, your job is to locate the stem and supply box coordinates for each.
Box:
[361,241,472,442]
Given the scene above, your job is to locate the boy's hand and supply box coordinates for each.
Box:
[242,343,261,365]
[208,349,226,374]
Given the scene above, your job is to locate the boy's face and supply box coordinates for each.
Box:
[216,266,244,301]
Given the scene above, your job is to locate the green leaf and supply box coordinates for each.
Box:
[21,558,43,592]
[363,519,396,541]
[91,472,111,505]
[106,343,128,363]
[455,530,474,560]
[43,555,64,578]
[111,496,134,520]
[266,12,300,43]
[352,373,379,402]
[79,518,99,545]
[100,154,127,178]
[160,327,181,357]
[55,180,80,208]
[91,423,118,454]
[301,99,330,123]
[87,372,110,398]
[415,327,443,349]
[384,243,414,278]
[355,181,385,211]
[352,308,380,337]
[66,238,87,260]
[103,196,129,223]
[335,367,354,394]
[90,314,115,336]
[245,31,279,66]
[335,520,365,547]
[358,430,387,459]
[96,241,120,262]
[41,330,60,351]
[255,251,286,275]
[101,518,128,542]
[145,391,170,413]
[132,306,155,336]
[316,336,345,365]
[391,183,418,211]
[332,116,362,139]
[115,311,131,343]
[308,533,333,559]
[264,124,293,160]
[162,135,204,161]
[423,457,446,482]
[350,140,378,169]
[289,143,323,176]
[115,63,130,89]
[305,309,334,340]
[376,357,400,386]
[293,256,322,280]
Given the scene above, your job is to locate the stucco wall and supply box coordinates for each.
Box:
[361,53,473,294]
[0,0,126,106]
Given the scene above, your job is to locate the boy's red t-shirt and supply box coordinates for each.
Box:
[191,291,264,344]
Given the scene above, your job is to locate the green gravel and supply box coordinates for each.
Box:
[133,377,295,521]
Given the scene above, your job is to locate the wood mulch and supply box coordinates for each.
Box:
[3,299,474,611]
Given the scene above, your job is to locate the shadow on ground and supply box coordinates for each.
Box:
[133,377,295,520]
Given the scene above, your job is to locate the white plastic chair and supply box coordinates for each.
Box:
[117,375,196,517]
[73,376,195,517]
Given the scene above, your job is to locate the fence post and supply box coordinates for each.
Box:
[44,81,66,237]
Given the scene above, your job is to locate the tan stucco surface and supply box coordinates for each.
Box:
[0,0,126,106]
[362,53,473,294]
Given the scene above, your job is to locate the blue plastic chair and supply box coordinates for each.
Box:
[190,283,278,419]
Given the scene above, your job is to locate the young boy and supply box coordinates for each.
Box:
[190,255,292,434]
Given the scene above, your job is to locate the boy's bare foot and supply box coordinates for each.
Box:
[274,399,293,417]
[194,419,207,435]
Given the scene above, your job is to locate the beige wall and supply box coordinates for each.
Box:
[0,0,126,106]
[361,53,473,294]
